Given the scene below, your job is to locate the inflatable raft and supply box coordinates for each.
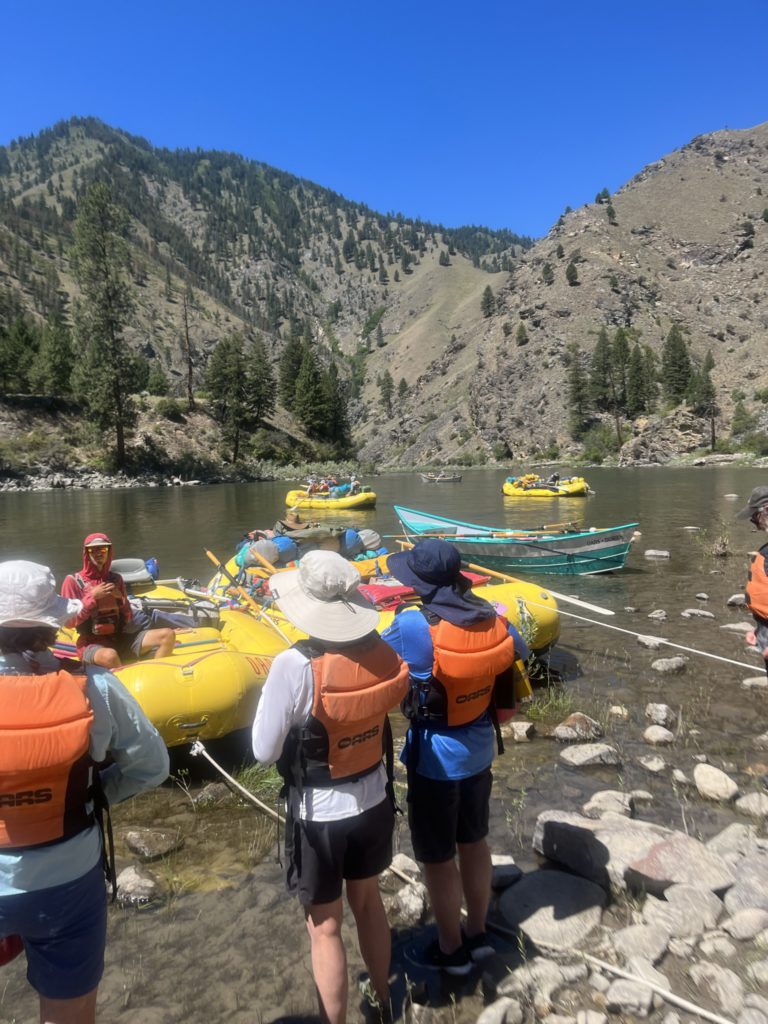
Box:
[285,488,377,510]
[503,474,590,498]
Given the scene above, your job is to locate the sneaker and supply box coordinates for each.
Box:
[404,937,473,976]
[462,929,495,961]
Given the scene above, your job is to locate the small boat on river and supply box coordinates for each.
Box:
[285,487,377,510]
[503,474,591,498]
[395,505,637,575]
[420,472,463,483]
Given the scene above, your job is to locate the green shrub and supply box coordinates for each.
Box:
[155,398,186,422]
[580,424,620,463]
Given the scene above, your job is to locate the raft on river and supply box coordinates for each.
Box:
[285,487,377,510]
[395,505,637,576]
[502,474,591,498]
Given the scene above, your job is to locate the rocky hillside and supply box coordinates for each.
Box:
[1,117,767,471]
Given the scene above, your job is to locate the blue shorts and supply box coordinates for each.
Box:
[0,862,107,999]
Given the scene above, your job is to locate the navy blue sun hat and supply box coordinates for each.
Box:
[387,538,494,625]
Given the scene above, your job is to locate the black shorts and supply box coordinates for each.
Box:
[285,797,394,906]
[408,769,492,864]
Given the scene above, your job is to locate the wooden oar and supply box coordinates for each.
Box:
[204,549,291,643]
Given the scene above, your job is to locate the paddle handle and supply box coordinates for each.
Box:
[204,550,265,617]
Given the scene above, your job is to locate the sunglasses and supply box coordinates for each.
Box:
[88,546,111,554]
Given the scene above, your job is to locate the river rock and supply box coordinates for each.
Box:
[698,933,737,959]
[747,960,768,986]
[644,725,674,746]
[124,828,184,861]
[582,790,634,819]
[696,592,709,600]
[742,676,768,690]
[739,1010,768,1024]
[720,621,754,633]
[694,763,739,801]
[576,1013,607,1024]
[496,958,588,1016]
[626,833,735,896]
[611,923,670,963]
[394,880,427,925]
[706,822,761,865]
[476,997,524,1024]
[671,769,692,787]
[723,852,768,913]
[532,810,673,893]
[499,870,606,949]
[755,732,768,750]
[746,996,768,1016]
[637,635,662,650]
[626,957,670,1010]
[605,979,653,1018]
[668,937,696,958]
[491,854,523,890]
[727,593,747,606]
[648,609,668,621]
[645,703,676,728]
[722,908,768,940]
[502,720,536,742]
[681,608,715,619]
[559,743,620,767]
[689,962,744,1013]
[554,712,603,742]
[736,792,768,819]
[192,782,231,807]
[116,865,164,906]
[645,550,670,560]
[631,789,654,804]
[391,852,420,877]
[651,656,687,674]
[642,884,723,938]
[609,705,629,719]
[638,755,666,774]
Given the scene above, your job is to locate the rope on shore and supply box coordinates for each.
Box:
[190,740,735,1024]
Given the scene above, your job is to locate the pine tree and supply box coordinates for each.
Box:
[589,329,613,410]
[688,349,718,449]
[612,328,631,406]
[481,285,495,318]
[378,370,394,414]
[626,343,646,416]
[147,364,170,396]
[565,262,579,286]
[566,342,589,439]
[398,377,408,399]
[376,324,385,349]
[293,343,325,436]
[70,182,136,467]
[0,316,37,394]
[278,325,304,410]
[661,324,691,404]
[30,317,73,395]
[542,262,554,285]
[205,332,265,462]
[731,399,757,438]
[248,335,277,424]
[515,323,528,346]
[318,362,350,453]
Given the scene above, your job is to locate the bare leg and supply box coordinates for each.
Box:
[91,646,121,670]
[305,898,347,1024]
[40,988,97,1024]
[457,838,492,937]
[139,628,175,659]
[422,859,463,953]
[346,876,390,1008]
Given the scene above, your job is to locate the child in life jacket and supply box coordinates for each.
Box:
[61,533,175,670]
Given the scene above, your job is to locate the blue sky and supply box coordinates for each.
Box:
[2,0,767,237]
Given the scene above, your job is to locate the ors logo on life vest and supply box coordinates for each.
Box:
[456,685,492,704]
[338,725,380,749]
[0,788,53,807]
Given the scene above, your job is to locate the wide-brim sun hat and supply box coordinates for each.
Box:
[736,485,768,520]
[0,560,82,628]
[269,549,379,643]
[387,538,464,595]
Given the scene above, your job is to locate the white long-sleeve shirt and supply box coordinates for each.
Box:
[252,646,386,822]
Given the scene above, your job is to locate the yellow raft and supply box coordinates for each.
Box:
[503,474,590,498]
[285,488,377,510]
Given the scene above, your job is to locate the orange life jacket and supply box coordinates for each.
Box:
[0,671,95,849]
[280,634,409,788]
[402,611,516,728]
[75,573,123,638]
[745,544,768,621]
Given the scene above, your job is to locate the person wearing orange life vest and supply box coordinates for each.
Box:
[0,560,169,1024]
[252,550,408,1024]
[381,539,521,976]
[61,533,174,670]
[736,485,768,674]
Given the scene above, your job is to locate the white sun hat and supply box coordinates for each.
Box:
[0,561,82,628]
[269,550,379,643]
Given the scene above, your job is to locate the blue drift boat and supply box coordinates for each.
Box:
[394,505,638,576]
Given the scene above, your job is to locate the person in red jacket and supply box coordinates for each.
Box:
[61,534,174,670]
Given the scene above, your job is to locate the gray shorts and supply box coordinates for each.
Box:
[80,629,148,664]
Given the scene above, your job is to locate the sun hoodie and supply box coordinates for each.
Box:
[61,532,132,650]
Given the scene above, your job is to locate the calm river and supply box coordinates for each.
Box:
[2,465,767,1024]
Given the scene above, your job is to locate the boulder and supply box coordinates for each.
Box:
[123,828,184,861]
[605,979,653,1018]
[722,908,768,940]
[553,712,603,742]
[502,720,536,742]
[496,958,588,1016]
[192,782,231,807]
[689,962,744,1014]
[651,656,687,674]
[637,635,663,650]
[559,743,621,767]
[723,853,768,914]
[609,705,629,719]
[720,621,754,633]
[645,703,676,728]
[611,923,670,964]
[681,608,715,619]
[626,833,735,897]
[747,960,768,986]
[642,884,723,939]
[491,854,523,891]
[498,870,606,949]
[116,865,164,906]
[694,763,739,802]
[638,755,666,774]
[699,933,737,959]
[742,677,768,690]
[727,593,747,606]
[394,880,428,925]
[735,792,768,819]
[706,823,761,866]
[644,725,674,746]
[648,609,668,621]
[582,790,634,819]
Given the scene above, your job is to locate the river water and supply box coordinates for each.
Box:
[2,466,768,1023]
